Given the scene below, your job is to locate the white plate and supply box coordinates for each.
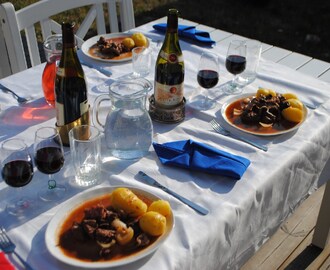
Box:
[221,93,308,136]
[81,33,149,63]
[45,186,174,268]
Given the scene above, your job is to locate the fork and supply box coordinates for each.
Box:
[0,83,29,104]
[0,227,35,270]
[210,119,268,152]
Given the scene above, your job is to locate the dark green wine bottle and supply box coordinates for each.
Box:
[154,9,184,108]
[55,22,89,145]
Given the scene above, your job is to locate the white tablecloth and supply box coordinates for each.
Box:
[1,21,330,270]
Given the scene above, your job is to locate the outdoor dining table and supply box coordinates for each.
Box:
[1,17,330,270]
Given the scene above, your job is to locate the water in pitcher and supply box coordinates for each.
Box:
[106,107,153,159]
[93,78,153,160]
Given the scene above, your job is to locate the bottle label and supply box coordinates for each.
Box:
[56,100,89,126]
[160,51,183,63]
[154,82,184,107]
[80,100,89,115]
[56,101,65,126]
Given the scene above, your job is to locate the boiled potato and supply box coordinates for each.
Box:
[122,37,135,49]
[256,88,276,98]
[139,211,166,236]
[148,200,171,217]
[268,89,276,97]
[282,107,304,123]
[286,98,304,110]
[111,188,147,217]
[131,32,148,47]
[256,88,269,98]
[282,92,298,100]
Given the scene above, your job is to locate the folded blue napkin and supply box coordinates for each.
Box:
[153,23,216,45]
[153,140,250,179]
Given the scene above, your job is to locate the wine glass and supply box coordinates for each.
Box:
[1,138,34,216]
[190,51,219,110]
[34,127,65,201]
[223,40,247,95]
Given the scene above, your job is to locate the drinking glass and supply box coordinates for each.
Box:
[235,39,262,87]
[34,127,65,201]
[69,125,101,187]
[42,34,62,107]
[190,51,219,110]
[223,40,247,95]
[132,46,152,78]
[1,138,34,216]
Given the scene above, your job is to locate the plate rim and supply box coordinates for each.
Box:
[220,92,308,136]
[81,33,149,63]
[45,185,174,268]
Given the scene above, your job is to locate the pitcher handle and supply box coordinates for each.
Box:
[92,94,110,131]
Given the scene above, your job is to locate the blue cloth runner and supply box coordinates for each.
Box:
[153,23,216,45]
[153,140,250,179]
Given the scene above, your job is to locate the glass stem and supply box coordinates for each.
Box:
[201,87,208,104]
[232,75,238,86]
[48,174,57,189]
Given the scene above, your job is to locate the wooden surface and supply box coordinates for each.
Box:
[242,185,330,269]
[312,181,330,250]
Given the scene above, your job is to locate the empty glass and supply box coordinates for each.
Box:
[132,46,152,78]
[69,125,101,187]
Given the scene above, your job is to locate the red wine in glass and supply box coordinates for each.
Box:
[190,51,219,110]
[34,127,66,202]
[223,40,247,95]
[2,160,33,187]
[35,147,64,174]
[1,138,34,216]
[197,70,219,89]
[225,55,247,75]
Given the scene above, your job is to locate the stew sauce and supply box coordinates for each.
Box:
[58,193,157,262]
[225,97,299,135]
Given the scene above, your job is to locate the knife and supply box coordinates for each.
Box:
[137,171,209,215]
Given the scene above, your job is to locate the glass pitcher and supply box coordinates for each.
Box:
[42,34,62,107]
[93,78,153,160]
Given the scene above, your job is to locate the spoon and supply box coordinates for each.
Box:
[0,83,29,104]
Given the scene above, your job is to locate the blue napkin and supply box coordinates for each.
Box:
[153,140,250,179]
[153,23,216,45]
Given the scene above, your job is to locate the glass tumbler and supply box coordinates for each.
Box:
[42,34,62,107]
[69,125,101,187]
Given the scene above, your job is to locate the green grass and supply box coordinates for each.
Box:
[0,0,175,41]
[0,0,175,26]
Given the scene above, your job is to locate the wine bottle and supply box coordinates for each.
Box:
[55,22,89,146]
[154,9,184,108]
